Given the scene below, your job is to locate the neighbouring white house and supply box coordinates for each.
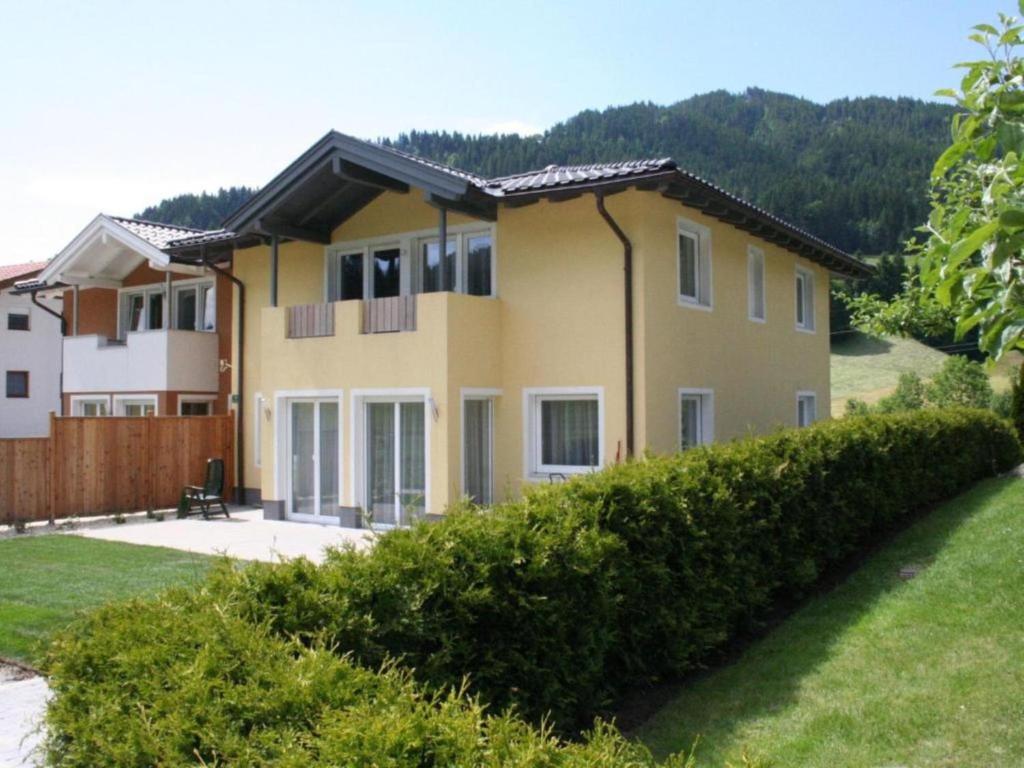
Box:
[0,262,63,437]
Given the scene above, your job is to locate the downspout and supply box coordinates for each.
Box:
[30,290,66,336]
[595,194,635,459]
[200,251,246,505]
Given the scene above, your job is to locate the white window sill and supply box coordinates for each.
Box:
[748,315,767,324]
[677,298,713,312]
[795,324,816,334]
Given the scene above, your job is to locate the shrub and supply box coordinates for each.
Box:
[926,355,993,409]
[44,409,1020,763]
[844,398,871,416]
[875,371,927,413]
[1012,362,1024,441]
[43,593,687,767]
[197,408,1019,729]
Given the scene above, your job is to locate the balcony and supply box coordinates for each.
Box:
[63,330,220,393]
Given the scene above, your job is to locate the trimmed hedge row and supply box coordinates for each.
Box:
[196,408,1018,728]
[44,593,681,767]
[44,408,1020,763]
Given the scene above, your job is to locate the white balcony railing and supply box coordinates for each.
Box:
[62,330,220,393]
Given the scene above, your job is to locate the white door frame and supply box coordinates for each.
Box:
[274,389,343,523]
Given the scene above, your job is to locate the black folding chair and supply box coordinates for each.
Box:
[184,458,229,519]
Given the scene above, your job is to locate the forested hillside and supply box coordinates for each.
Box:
[139,89,953,255]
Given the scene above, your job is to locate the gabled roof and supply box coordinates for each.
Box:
[36,214,221,289]
[219,131,870,278]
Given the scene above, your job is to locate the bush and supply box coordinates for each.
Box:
[43,594,686,767]
[927,356,993,409]
[875,371,927,413]
[845,398,871,416]
[1012,362,1024,441]
[196,409,1019,729]
[44,409,1020,763]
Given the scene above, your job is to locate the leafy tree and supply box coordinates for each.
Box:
[851,9,1024,362]
[926,356,994,409]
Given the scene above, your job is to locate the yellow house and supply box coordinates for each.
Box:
[169,132,870,526]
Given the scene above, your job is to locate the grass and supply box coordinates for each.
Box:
[635,475,1024,768]
[830,333,947,415]
[830,332,1023,416]
[0,535,211,664]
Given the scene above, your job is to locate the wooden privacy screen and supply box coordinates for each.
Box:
[0,414,234,525]
[287,303,335,338]
[362,295,417,334]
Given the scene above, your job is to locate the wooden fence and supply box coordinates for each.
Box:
[1,414,234,525]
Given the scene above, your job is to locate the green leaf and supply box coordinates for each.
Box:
[948,220,1001,269]
[999,208,1024,227]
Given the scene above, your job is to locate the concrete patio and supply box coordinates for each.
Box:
[71,507,375,563]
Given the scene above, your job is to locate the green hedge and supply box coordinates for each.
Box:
[44,408,1020,763]
[195,408,1020,728]
[44,593,680,767]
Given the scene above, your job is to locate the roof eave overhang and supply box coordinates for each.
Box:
[222,131,494,237]
[37,214,173,288]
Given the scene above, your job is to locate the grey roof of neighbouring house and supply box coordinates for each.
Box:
[107,216,210,250]
[485,159,677,194]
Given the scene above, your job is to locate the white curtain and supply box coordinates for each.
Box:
[541,399,598,467]
[318,402,339,515]
[399,402,426,520]
[464,399,491,504]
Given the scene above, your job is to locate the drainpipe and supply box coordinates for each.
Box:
[269,235,279,308]
[31,289,66,336]
[595,194,635,459]
[201,250,246,505]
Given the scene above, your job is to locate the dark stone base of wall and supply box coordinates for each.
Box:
[262,500,285,520]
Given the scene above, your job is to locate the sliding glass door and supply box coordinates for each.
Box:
[288,399,339,521]
[364,399,426,526]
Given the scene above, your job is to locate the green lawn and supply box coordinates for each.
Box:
[636,475,1024,767]
[0,535,211,664]
[830,332,948,415]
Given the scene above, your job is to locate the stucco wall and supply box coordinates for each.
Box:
[0,289,62,437]
[233,186,832,516]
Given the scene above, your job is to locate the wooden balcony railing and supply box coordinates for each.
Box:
[286,303,335,338]
[362,295,417,334]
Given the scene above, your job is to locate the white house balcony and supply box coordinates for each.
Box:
[62,330,220,393]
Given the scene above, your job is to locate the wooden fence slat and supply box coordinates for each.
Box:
[1,414,236,524]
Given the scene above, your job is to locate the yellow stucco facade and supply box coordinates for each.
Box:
[232,186,831,521]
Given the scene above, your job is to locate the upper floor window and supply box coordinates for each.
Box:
[120,286,164,337]
[795,266,815,332]
[747,246,766,322]
[797,392,817,427]
[7,309,29,331]
[677,217,712,309]
[325,229,494,302]
[679,389,714,449]
[6,370,28,398]
[174,282,216,332]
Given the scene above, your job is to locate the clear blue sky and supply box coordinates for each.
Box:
[0,0,1007,265]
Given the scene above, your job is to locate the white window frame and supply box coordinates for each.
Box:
[177,394,217,415]
[171,277,217,332]
[70,394,111,416]
[113,394,158,416]
[795,266,816,332]
[676,216,713,310]
[796,391,818,427]
[678,388,715,449]
[324,224,497,303]
[117,285,166,338]
[747,245,766,323]
[461,388,501,504]
[523,386,604,479]
[348,387,432,525]
[253,392,264,468]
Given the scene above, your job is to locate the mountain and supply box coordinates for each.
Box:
[135,186,256,231]
[138,89,955,255]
